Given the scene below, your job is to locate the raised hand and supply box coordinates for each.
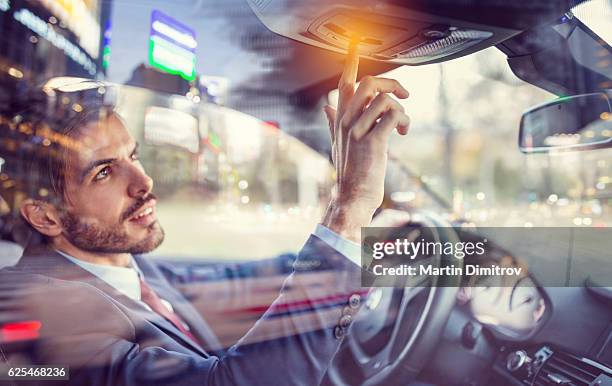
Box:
[322,42,411,242]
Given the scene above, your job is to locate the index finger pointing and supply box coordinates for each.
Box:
[340,40,359,88]
[337,40,360,113]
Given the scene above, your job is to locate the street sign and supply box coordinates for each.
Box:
[149,10,196,81]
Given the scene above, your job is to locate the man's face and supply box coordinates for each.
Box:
[58,112,164,254]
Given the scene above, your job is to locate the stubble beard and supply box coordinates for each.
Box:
[60,210,165,255]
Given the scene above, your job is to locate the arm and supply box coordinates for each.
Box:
[207,43,411,383]
[16,236,363,386]
[207,234,365,386]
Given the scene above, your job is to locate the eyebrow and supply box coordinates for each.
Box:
[79,142,139,183]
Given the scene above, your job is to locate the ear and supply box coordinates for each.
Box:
[20,199,63,238]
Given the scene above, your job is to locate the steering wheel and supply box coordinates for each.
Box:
[322,211,462,386]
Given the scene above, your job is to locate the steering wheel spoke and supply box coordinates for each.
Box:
[400,280,430,314]
[347,336,394,380]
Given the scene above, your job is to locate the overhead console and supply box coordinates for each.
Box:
[246,0,521,65]
[303,9,499,64]
[496,345,612,386]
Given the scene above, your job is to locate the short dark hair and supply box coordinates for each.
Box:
[5,81,116,203]
[0,80,116,244]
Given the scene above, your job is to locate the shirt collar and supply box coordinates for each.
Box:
[55,249,142,301]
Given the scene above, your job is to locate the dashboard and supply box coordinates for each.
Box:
[460,276,547,340]
[422,284,612,386]
[368,219,612,385]
[411,223,612,386]
[494,345,612,386]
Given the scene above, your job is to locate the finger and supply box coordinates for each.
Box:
[324,105,340,170]
[342,77,409,130]
[367,109,411,142]
[336,41,359,117]
[340,41,359,90]
[350,93,404,140]
[323,104,337,143]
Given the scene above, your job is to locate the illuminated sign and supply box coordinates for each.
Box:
[13,8,97,75]
[39,0,101,59]
[102,20,111,70]
[149,10,196,81]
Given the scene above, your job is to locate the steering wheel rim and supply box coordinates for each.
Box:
[323,211,462,386]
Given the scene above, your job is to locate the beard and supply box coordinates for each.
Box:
[59,201,165,255]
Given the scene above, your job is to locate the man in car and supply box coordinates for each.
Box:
[1,45,411,385]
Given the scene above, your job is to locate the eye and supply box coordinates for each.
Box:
[94,166,111,181]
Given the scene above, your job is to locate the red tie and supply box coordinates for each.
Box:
[139,278,200,346]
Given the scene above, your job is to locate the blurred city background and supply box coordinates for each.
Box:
[0,0,610,260]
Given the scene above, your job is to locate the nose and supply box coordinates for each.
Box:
[127,163,154,199]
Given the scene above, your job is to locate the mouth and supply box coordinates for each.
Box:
[128,200,157,226]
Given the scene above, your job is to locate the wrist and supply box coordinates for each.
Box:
[321,199,374,243]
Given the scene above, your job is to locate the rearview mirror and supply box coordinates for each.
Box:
[519,92,612,153]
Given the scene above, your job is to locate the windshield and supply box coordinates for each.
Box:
[325,0,612,227]
[0,1,339,262]
[387,49,610,227]
[572,0,612,43]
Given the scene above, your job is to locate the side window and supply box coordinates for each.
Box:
[115,93,335,260]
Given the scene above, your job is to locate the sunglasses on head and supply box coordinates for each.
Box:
[40,77,117,109]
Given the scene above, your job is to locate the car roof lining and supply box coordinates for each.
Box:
[244,0,592,105]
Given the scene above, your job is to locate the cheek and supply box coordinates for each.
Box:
[67,184,127,223]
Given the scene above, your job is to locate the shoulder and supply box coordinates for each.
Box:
[0,267,136,341]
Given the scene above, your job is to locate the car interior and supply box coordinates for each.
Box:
[0,0,611,385]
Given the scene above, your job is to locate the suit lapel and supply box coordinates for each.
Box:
[16,245,208,356]
[134,256,223,353]
[123,295,209,356]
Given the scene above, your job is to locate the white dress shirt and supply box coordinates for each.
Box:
[313,224,361,266]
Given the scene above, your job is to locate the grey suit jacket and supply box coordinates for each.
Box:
[0,235,366,386]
